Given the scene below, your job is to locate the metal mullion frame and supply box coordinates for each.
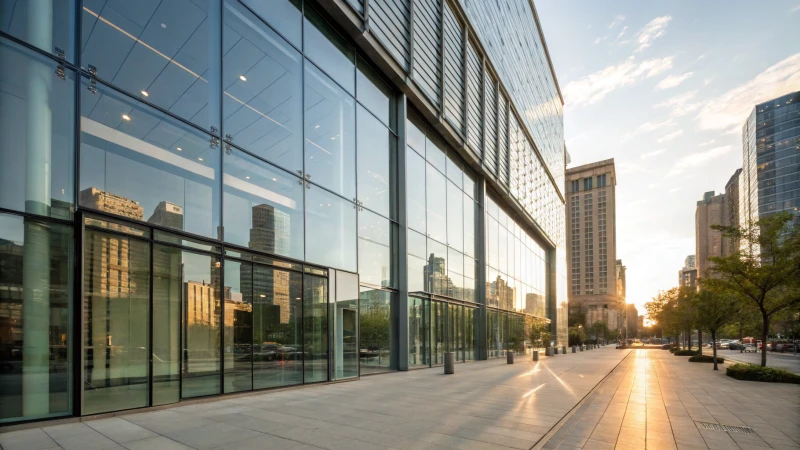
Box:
[437,0,445,120]
[395,92,409,371]
[214,0,226,396]
[78,206,221,246]
[249,260,255,391]
[73,0,84,418]
[148,228,154,407]
[0,207,75,227]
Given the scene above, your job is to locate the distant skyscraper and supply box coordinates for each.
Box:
[249,204,291,255]
[696,191,726,277]
[678,254,698,291]
[79,187,144,220]
[616,260,626,302]
[723,169,744,255]
[148,201,184,230]
[684,255,696,269]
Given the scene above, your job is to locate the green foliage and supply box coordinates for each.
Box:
[673,349,698,356]
[527,317,551,349]
[726,363,800,384]
[688,355,725,363]
[568,310,586,327]
[669,347,679,353]
[568,325,586,346]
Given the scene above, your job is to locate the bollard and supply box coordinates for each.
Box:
[572,346,576,353]
[562,346,567,355]
[545,347,552,356]
[554,347,559,355]
[580,345,584,351]
[444,351,455,374]
[507,350,515,364]
[533,350,539,361]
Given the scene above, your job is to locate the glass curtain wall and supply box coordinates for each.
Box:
[406,297,474,367]
[359,288,395,374]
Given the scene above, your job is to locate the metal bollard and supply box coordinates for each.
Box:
[580,345,584,351]
[562,346,567,355]
[444,351,455,374]
[545,347,552,356]
[533,350,539,361]
[554,347,559,355]
[507,350,514,364]
[572,346,576,353]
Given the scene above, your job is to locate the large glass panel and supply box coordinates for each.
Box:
[223,149,304,260]
[426,164,446,243]
[425,135,446,173]
[239,0,302,49]
[406,114,425,155]
[464,275,475,303]
[0,39,75,219]
[331,271,358,380]
[151,245,183,406]
[488,309,500,358]
[83,229,149,414]
[223,260,253,393]
[406,147,426,233]
[426,239,447,296]
[464,194,475,258]
[431,301,445,365]
[253,265,303,389]
[357,106,392,218]
[356,57,394,128]
[303,6,355,95]
[499,225,508,274]
[359,288,393,374]
[446,156,463,190]
[358,209,392,288]
[1,0,74,60]
[0,214,72,422]
[80,80,220,238]
[487,217,498,269]
[408,254,426,293]
[303,274,328,383]
[408,297,428,368]
[447,182,463,251]
[182,253,221,398]
[223,0,303,173]
[454,305,464,360]
[465,307,475,361]
[81,0,220,131]
[304,63,356,199]
[305,187,357,271]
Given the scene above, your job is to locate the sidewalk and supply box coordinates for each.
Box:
[542,350,800,450]
[0,348,628,450]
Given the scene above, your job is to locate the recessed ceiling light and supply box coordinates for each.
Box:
[122,114,130,121]
[272,178,277,181]
[239,75,247,81]
[141,90,149,97]
[161,23,166,28]
[176,147,182,151]
[246,176,250,179]
[198,157,203,161]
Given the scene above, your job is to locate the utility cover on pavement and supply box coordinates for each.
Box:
[695,421,756,434]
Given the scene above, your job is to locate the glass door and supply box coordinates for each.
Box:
[330,270,358,380]
[303,274,328,383]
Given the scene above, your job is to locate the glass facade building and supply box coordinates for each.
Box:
[0,0,565,423]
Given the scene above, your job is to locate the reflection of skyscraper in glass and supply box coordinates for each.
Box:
[423,254,447,295]
[244,265,291,325]
[79,187,144,220]
[148,201,184,230]
[249,204,290,255]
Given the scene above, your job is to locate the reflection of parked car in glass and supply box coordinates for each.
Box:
[254,342,281,361]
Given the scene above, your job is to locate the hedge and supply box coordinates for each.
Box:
[726,363,800,384]
[688,355,725,363]
[669,347,679,353]
[673,349,698,356]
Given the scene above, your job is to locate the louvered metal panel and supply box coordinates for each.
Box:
[465,41,482,157]
[483,74,497,174]
[508,114,521,199]
[369,0,411,71]
[497,93,509,186]
[347,0,364,14]
[411,0,442,106]
[442,2,464,133]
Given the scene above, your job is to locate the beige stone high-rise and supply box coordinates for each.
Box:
[565,159,623,330]
[696,191,725,277]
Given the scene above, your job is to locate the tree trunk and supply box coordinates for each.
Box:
[698,330,703,356]
[760,312,769,367]
[711,330,718,371]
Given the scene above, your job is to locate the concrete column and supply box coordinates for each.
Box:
[22,0,54,418]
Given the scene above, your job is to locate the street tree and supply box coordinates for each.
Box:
[693,285,742,370]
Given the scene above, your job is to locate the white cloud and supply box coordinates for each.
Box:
[592,37,601,45]
[618,162,646,175]
[698,139,715,147]
[622,119,675,142]
[695,53,800,132]
[657,130,683,143]
[564,56,674,107]
[704,77,714,86]
[665,145,732,177]
[616,26,628,40]
[634,16,672,53]
[655,90,702,117]
[668,187,681,193]
[657,72,694,89]
[608,15,626,29]
[641,149,666,159]
[648,183,660,189]
[792,3,800,12]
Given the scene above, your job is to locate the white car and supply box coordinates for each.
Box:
[742,344,757,352]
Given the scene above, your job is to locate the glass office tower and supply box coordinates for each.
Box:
[0,0,565,423]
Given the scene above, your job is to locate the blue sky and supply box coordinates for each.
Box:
[536,1,800,318]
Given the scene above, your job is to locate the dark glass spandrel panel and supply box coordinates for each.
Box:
[0,0,75,61]
[304,63,356,199]
[357,106,392,218]
[0,39,75,219]
[303,274,328,383]
[253,265,303,389]
[154,230,221,253]
[359,288,394,374]
[223,259,253,393]
[151,244,184,406]
[426,164,447,243]
[406,147,427,233]
[356,57,394,128]
[447,181,463,251]
[426,238,447,296]
[464,194,475,258]
[85,215,150,238]
[181,253,221,398]
[83,228,149,414]
[425,134,447,173]
[81,0,220,131]
[239,0,301,48]
[358,209,393,288]
[0,214,72,422]
[305,186,357,272]
[303,6,355,95]
[223,0,303,173]
[223,149,304,261]
[79,79,221,239]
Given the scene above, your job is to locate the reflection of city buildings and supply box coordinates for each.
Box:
[79,187,144,220]
[423,255,447,296]
[148,201,184,230]
[245,206,293,324]
[250,204,290,255]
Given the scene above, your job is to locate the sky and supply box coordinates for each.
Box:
[535,1,800,320]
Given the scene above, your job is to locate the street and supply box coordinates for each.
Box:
[718,349,800,374]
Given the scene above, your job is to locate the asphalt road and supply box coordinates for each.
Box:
[718,348,800,373]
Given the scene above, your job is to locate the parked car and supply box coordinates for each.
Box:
[780,343,796,353]
[742,344,758,352]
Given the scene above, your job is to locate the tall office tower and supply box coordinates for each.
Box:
[723,169,744,256]
[616,260,626,302]
[678,254,698,290]
[249,204,291,255]
[696,191,725,277]
[565,159,621,328]
[148,201,184,231]
[625,304,638,338]
[742,91,800,227]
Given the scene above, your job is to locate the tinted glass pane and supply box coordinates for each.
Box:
[304,63,356,199]
[357,106,392,218]
[464,277,475,303]
[406,114,425,155]
[151,245,184,406]
[79,80,220,238]
[0,214,72,421]
[359,289,394,374]
[239,0,301,48]
[303,275,328,383]
[223,260,253,393]
[331,271,358,380]
[303,7,355,94]
[487,217,498,269]
[463,171,475,199]
[426,164,447,243]
[465,308,475,360]
[448,271,463,300]
[223,149,304,260]
[305,186,357,272]
[1,0,74,60]
[448,248,463,275]
[408,254,426,293]
[0,39,75,219]
[356,57,393,128]
[426,238,447,296]
[446,156,463,190]
[431,301,445,365]
[253,266,303,389]
[447,181,463,250]
[223,1,303,173]
[81,0,219,130]
[425,135,447,173]
[182,253,221,398]
[358,209,392,288]
[406,147,427,233]
[464,257,475,280]
[408,297,428,367]
[408,229,426,259]
[84,229,149,414]
[464,194,475,257]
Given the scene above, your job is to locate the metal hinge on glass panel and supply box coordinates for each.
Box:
[224,134,233,154]
[210,126,220,149]
[54,47,66,80]
[87,65,98,93]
